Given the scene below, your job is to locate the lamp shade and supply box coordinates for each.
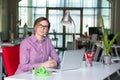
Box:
[61,11,77,49]
[61,11,73,26]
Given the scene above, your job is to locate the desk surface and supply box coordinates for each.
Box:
[4,62,120,80]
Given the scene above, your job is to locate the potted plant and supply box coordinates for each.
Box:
[100,16,120,64]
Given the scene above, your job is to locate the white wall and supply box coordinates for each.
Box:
[0,0,8,40]
[114,0,120,33]
[111,0,120,33]
[0,0,2,32]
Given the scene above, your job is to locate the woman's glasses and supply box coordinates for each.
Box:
[37,24,48,30]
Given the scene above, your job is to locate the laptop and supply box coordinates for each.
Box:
[47,48,85,72]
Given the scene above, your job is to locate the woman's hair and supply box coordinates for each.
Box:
[33,17,50,29]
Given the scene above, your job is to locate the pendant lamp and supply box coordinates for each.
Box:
[61,10,77,49]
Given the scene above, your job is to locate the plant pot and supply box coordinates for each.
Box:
[102,55,111,65]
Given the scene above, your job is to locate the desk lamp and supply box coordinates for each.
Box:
[61,11,76,49]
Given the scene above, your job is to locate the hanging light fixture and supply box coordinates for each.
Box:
[61,11,73,26]
[61,10,77,49]
[61,10,76,33]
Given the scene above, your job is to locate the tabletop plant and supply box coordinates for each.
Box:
[100,16,120,56]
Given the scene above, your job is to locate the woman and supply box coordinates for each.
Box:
[15,17,60,74]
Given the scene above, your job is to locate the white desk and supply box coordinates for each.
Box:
[4,62,120,80]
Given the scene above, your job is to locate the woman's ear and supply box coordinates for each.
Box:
[34,26,37,32]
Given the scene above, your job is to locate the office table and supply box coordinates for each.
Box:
[4,62,120,80]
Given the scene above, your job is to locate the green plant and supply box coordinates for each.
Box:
[100,16,120,56]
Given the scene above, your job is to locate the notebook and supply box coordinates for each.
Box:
[47,48,85,72]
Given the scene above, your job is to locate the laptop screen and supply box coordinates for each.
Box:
[60,49,85,70]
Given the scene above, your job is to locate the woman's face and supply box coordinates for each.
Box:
[34,20,49,37]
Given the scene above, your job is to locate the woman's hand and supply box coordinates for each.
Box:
[41,59,57,68]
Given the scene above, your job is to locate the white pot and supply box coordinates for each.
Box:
[102,55,111,65]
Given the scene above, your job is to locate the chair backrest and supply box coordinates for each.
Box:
[93,45,104,62]
[2,45,20,76]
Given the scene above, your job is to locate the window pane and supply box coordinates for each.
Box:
[68,10,80,34]
[48,10,63,33]
[19,7,28,27]
[102,0,110,7]
[19,0,28,6]
[47,0,64,7]
[83,0,97,7]
[102,16,110,29]
[48,35,63,47]
[83,16,95,35]
[102,9,110,16]
[83,9,95,15]
[66,0,81,7]
[48,10,63,48]
[32,0,46,6]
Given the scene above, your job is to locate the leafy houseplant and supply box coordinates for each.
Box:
[100,16,120,56]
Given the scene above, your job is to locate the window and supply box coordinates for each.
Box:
[18,0,111,49]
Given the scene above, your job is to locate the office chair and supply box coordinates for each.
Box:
[2,45,20,76]
[110,45,120,76]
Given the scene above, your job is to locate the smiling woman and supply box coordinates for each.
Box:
[15,17,60,75]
